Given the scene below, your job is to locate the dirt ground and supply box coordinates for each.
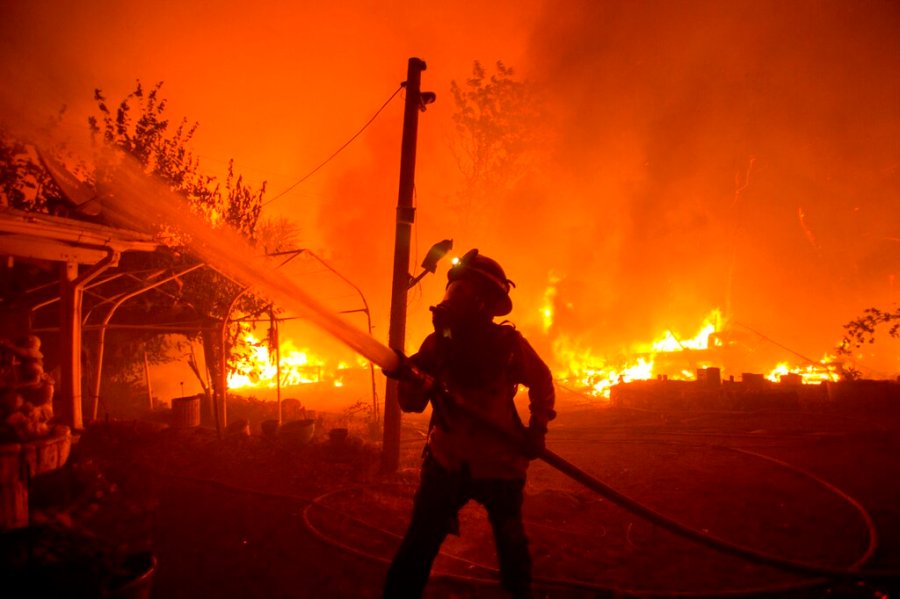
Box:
[7,386,900,598]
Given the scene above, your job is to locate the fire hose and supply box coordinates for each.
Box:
[426,390,890,583]
[101,162,897,588]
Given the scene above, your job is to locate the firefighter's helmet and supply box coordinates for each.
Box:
[447,249,515,316]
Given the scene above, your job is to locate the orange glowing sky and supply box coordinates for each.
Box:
[2,1,899,384]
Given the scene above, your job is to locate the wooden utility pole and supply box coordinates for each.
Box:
[383,57,428,473]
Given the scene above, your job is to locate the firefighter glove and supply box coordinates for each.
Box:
[381,351,435,391]
[523,424,547,460]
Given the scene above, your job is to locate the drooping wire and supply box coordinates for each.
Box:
[261,85,404,208]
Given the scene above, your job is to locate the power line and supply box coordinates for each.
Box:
[262,85,404,208]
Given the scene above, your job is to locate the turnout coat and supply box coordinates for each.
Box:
[398,321,556,480]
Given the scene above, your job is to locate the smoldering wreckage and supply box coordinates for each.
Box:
[1,89,900,599]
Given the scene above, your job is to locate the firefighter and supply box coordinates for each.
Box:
[382,249,556,599]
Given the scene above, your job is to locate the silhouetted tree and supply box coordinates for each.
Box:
[0,108,88,213]
[255,215,301,256]
[836,306,900,380]
[449,61,545,236]
[1,81,278,418]
[87,81,271,416]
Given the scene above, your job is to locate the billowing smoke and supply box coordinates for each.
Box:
[508,0,900,368]
[2,0,898,384]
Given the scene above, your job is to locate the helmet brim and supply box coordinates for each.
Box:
[448,269,512,316]
[447,249,513,317]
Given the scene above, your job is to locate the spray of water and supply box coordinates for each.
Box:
[101,157,401,373]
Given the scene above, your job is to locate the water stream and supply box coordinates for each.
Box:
[101,159,400,373]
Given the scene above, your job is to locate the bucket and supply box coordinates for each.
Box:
[0,427,72,530]
[171,396,200,428]
[105,551,157,599]
[279,418,316,445]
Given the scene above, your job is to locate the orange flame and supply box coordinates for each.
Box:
[549,307,838,400]
[228,332,365,391]
[551,310,721,400]
[766,354,840,384]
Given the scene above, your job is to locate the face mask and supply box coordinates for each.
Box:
[430,280,490,338]
[430,301,462,338]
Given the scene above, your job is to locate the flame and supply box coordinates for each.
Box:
[541,274,559,333]
[229,291,843,406]
[766,354,840,384]
[553,339,654,398]
[549,307,844,400]
[551,308,723,399]
[647,311,720,353]
[228,332,363,391]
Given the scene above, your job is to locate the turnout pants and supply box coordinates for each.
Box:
[382,457,532,598]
